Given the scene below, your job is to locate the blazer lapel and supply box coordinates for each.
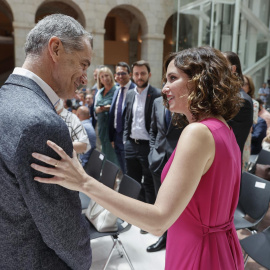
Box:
[129,90,136,119]
[111,87,120,115]
[123,85,134,114]
[161,107,169,134]
[145,86,153,119]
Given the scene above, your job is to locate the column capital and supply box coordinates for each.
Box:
[13,21,35,30]
[141,33,165,41]
[91,28,106,35]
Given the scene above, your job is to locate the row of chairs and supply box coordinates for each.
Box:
[80,149,119,209]
[234,172,270,232]
[81,149,270,269]
[236,148,270,269]
[79,149,141,270]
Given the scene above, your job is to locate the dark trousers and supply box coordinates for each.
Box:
[151,169,167,241]
[151,171,162,196]
[125,139,155,204]
[114,131,126,174]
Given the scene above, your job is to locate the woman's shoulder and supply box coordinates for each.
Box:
[180,122,213,145]
[183,121,210,133]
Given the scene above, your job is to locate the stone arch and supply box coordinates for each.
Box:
[0,0,14,86]
[35,0,86,27]
[103,4,148,36]
[163,11,199,59]
[163,13,176,61]
[102,4,148,68]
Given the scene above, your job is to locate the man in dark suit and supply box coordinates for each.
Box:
[223,51,253,155]
[147,96,186,252]
[0,14,92,269]
[123,60,160,221]
[251,116,267,155]
[228,88,253,155]
[109,62,136,173]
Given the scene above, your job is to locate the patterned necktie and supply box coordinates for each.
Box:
[165,109,171,130]
[116,87,125,132]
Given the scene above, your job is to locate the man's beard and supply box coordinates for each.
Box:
[136,80,148,88]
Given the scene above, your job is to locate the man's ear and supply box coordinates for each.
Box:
[48,36,62,62]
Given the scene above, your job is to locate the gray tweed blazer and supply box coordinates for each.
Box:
[0,74,92,270]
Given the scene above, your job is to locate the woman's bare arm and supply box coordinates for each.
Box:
[31,122,215,235]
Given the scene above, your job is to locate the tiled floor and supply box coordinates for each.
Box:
[90,206,270,270]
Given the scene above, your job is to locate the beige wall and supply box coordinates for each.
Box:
[3,0,176,88]
[104,41,129,65]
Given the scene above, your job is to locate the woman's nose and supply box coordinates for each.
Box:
[162,84,169,94]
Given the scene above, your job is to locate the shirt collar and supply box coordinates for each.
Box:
[13,67,60,106]
[120,80,132,91]
[134,84,150,95]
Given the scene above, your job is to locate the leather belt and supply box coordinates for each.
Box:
[129,138,149,145]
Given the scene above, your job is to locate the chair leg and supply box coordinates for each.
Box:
[115,240,124,257]
[102,238,117,270]
[103,236,135,270]
[110,235,123,257]
[243,252,249,268]
[117,238,135,270]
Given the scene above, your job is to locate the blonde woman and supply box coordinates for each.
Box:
[95,66,118,164]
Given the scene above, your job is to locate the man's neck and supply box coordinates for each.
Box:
[137,87,144,94]
[23,54,53,89]
[120,80,130,89]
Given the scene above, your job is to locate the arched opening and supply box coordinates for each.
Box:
[163,12,200,62]
[0,0,14,86]
[104,6,143,70]
[35,0,85,27]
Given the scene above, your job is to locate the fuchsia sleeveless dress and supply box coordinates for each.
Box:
[161,118,244,270]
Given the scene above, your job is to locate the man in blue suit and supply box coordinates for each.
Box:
[0,14,92,269]
[109,62,136,173]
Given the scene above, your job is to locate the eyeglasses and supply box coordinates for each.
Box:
[116,72,128,76]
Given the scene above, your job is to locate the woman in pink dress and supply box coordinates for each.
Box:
[31,46,244,269]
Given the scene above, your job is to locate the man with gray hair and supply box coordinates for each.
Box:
[0,14,92,269]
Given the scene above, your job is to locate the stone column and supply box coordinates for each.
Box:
[141,33,165,88]
[87,28,105,88]
[13,21,35,67]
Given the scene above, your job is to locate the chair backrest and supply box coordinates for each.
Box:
[256,149,270,165]
[240,226,270,269]
[84,149,105,180]
[118,174,141,199]
[99,160,119,189]
[240,172,270,220]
